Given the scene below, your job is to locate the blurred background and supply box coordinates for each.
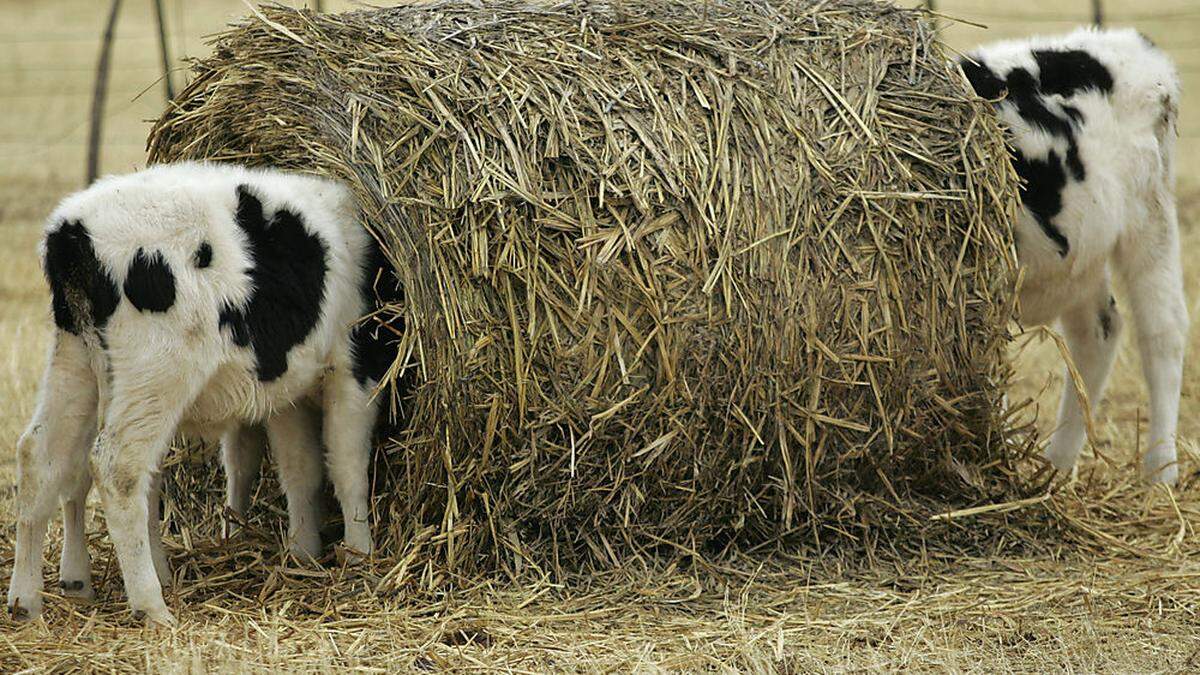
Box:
[0,0,1196,186]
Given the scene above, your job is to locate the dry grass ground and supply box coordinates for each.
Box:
[2,1,1200,672]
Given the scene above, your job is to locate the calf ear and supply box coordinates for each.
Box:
[235,184,266,232]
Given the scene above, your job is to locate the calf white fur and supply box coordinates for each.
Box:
[960,28,1187,483]
[7,163,402,624]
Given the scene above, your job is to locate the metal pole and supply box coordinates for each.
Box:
[314,0,324,12]
[152,0,175,101]
[87,0,122,184]
[926,0,936,11]
[1092,0,1104,26]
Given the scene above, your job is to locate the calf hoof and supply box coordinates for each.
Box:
[1143,444,1179,486]
[1144,458,1179,486]
[6,597,41,622]
[342,528,373,562]
[1041,441,1080,473]
[7,604,29,621]
[289,531,323,562]
[132,606,176,627]
[58,579,95,601]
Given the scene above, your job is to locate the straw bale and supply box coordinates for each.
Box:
[147,0,1024,575]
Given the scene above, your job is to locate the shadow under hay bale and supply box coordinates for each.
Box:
[148,0,1027,579]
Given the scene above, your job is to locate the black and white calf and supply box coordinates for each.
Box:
[960,28,1186,483]
[7,163,402,624]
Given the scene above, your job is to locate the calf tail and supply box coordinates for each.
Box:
[42,221,120,335]
[1155,90,1179,183]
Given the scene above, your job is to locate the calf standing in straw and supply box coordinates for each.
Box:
[960,28,1187,483]
[7,162,402,624]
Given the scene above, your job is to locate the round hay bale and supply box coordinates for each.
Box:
[148,0,1023,574]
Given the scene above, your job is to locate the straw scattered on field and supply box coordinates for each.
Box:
[4,456,1200,670]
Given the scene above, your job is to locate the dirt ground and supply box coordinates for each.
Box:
[3,1,1200,671]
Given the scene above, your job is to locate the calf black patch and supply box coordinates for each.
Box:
[220,185,328,382]
[194,242,213,268]
[1064,146,1086,182]
[350,236,405,386]
[1003,68,1078,141]
[123,248,176,313]
[43,220,120,334]
[219,304,251,347]
[1011,149,1070,257]
[1032,49,1114,97]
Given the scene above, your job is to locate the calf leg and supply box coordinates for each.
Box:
[1117,216,1188,485]
[220,424,267,538]
[1044,280,1122,474]
[264,406,325,559]
[90,365,209,625]
[322,370,380,556]
[57,472,94,600]
[147,471,171,589]
[7,332,97,621]
[92,421,178,624]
